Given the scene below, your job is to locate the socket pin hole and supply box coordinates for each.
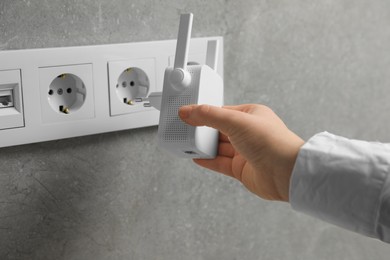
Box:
[67,88,72,94]
[57,88,63,95]
[59,105,64,112]
[48,89,54,95]
[122,82,127,88]
[130,81,135,87]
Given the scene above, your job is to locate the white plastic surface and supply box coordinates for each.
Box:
[147,92,162,111]
[158,14,224,159]
[0,37,223,148]
[173,13,193,70]
[205,40,219,71]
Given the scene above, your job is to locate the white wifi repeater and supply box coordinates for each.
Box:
[145,13,223,158]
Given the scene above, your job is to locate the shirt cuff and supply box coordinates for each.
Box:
[290,132,390,242]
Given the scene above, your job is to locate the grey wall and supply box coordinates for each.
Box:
[1,0,390,259]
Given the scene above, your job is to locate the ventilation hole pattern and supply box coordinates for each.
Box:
[163,95,192,142]
[161,66,200,142]
[164,96,191,142]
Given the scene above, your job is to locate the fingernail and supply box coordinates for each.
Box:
[178,106,192,119]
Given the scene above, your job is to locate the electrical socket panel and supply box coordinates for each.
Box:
[0,37,223,148]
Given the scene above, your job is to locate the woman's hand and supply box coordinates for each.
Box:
[179,104,304,202]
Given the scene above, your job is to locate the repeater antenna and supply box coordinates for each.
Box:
[169,13,193,90]
[206,40,219,71]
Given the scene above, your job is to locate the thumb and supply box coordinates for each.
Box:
[178,104,248,136]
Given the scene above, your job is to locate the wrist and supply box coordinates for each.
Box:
[275,135,305,202]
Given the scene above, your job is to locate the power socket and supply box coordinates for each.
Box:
[108,58,156,116]
[39,64,95,123]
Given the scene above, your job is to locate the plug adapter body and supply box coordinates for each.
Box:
[158,64,223,158]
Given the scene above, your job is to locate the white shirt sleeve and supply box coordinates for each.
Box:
[290,132,390,243]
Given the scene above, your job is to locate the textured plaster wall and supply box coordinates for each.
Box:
[1,0,390,259]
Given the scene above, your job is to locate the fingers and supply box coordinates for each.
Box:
[218,142,235,158]
[179,105,249,136]
[219,133,230,143]
[193,157,234,177]
[223,104,273,116]
[223,104,255,112]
